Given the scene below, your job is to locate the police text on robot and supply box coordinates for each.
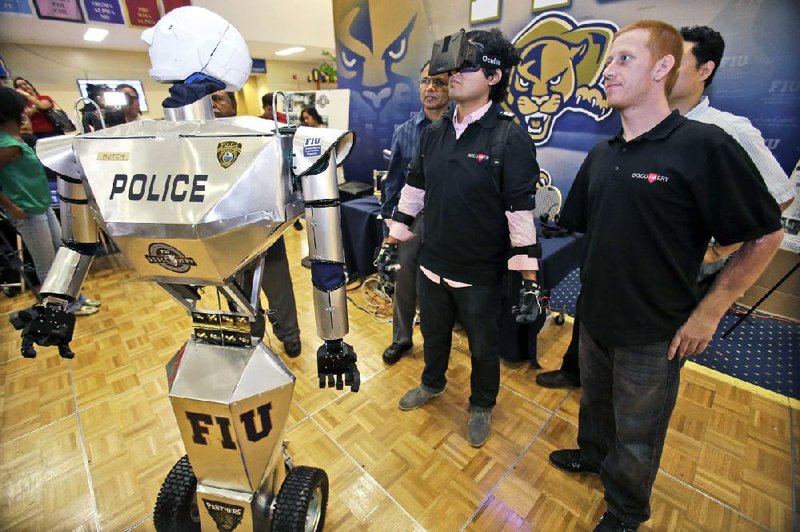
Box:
[109,173,208,202]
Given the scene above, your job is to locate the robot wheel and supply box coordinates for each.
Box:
[272,466,329,531]
[153,455,200,531]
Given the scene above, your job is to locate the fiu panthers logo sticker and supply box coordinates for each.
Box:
[504,12,617,145]
[202,499,245,531]
[216,141,242,169]
[145,243,197,273]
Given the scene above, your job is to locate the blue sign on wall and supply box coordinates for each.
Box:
[251,58,267,74]
[84,0,125,25]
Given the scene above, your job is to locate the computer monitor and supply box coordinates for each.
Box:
[76,79,148,112]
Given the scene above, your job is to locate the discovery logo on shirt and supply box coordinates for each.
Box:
[632,172,670,184]
[467,152,489,162]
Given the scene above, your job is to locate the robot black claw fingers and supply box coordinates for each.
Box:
[11,304,76,359]
[512,279,545,324]
[375,242,400,280]
[317,340,361,392]
[24,7,359,531]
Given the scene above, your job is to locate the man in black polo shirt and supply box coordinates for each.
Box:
[384,29,541,448]
[551,21,783,532]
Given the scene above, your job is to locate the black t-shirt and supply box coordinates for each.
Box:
[560,111,782,346]
[403,104,539,285]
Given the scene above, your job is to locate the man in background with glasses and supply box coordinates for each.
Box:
[380,62,450,366]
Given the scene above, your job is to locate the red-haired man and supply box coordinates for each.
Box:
[553,20,782,531]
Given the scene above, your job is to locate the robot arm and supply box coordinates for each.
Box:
[293,127,360,391]
[11,139,98,359]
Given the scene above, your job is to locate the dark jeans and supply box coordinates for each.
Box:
[261,237,300,342]
[419,274,502,409]
[392,214,424,345]
[577,325,683,525]
[236,237,300,342]
[560,315,581,376]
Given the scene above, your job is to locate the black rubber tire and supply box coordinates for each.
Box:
[272,466,329,532]
[554,313,566,326]
[153,455,201,532]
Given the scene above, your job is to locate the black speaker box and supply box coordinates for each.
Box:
[338,181,374,202]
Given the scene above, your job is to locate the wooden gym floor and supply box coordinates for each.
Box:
[0,227,797,531]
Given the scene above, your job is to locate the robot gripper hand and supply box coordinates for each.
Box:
[317,339,360,392]
[10,303,76,359]
[374,242,400,284]
[512,279,545,325]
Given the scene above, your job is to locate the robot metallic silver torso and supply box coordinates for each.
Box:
[45,113,302,285]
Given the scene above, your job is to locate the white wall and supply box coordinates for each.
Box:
[0,43,328,119]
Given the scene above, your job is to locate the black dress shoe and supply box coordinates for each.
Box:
[594,511,638,531]
[283,337,302,357]
[536,369,581,389]
[382,342,412,365]
[549,449,599,474]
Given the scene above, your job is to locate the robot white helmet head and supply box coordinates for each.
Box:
[141,6,251,92]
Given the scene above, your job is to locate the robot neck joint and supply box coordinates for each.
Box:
[163,94,215,121]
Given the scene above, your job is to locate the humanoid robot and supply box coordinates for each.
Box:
[12,7,359,531]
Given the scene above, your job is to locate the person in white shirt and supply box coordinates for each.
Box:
[669,25,794,281]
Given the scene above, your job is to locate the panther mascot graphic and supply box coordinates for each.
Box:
[504,12,617,145]
[334,0,429,115]
[332,0,431,180]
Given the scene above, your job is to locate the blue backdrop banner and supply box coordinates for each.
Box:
[333,0,800,191]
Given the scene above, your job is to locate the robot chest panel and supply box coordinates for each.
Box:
[75,135,289,227]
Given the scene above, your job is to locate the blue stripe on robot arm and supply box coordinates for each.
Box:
[311,262,347,291]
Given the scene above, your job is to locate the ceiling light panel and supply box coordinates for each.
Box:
[275,47,306,56]
[84,28,109,42]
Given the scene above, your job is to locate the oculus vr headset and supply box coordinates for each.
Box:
[429,29,502,75]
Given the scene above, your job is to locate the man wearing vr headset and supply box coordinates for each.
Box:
[382,29,541,448]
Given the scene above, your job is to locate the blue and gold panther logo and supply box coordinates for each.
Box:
[334,0,428,112]
[504,12,617,145]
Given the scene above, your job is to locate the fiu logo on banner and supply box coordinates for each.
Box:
[504,12,617,145]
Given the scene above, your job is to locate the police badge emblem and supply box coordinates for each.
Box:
[216,141,242,169]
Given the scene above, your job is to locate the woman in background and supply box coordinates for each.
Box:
[300,106,325,127]
[0,87,100,315]
[13,77,59,140]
